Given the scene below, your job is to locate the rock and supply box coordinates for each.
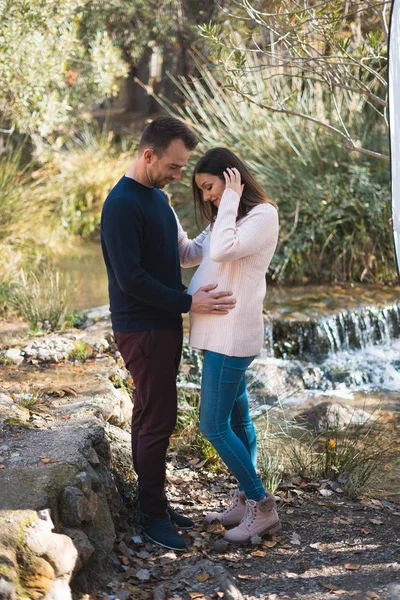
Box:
[84,306,110,323]
[0,545,18,592]
[63,529,94,571]
[4,405,30,424]
[114,590,130,600]
[0,425,120,593]
[0,578,16,600]
[23,336,75,362]
[4,348,24,365]
[0,393,13,406]
[60,487,98,528]
[24,517,54,555]
[44,577,73,599]
[20,555,55,600]
[295,401,371,431]
[386,584,400,600]
[44,533,78,577]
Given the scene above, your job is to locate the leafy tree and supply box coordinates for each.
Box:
[82,0,228,107]
[0,0,127,139]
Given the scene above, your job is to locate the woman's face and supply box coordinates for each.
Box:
[195,173,225,209]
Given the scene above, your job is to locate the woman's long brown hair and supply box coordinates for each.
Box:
[192,147,277,227]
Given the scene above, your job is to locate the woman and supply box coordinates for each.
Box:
[175,147,280,544]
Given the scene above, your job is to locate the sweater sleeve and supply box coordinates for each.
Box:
[209,189,279,263]
[102,197,192,313]
[171,207,210,268]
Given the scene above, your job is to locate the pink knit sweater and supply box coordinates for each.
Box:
[175,189,279,357]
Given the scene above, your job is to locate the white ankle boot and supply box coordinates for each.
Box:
[205,490,246,528]
[224,494,281,543]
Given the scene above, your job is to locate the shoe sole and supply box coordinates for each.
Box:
[225,521,282,544]
[144,531,187,552]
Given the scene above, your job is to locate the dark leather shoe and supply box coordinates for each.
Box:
[167,505,194,530]
[143,515,187,551]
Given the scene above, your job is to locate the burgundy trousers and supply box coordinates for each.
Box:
[114,328,183,517]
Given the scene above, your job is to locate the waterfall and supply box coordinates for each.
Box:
[271,302,400,359]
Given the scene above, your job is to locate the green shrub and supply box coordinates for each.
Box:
[64,309,87,330]
[285,415,395,499]
[33,127,135,238]
[10,269,69,332]
[68,340,90,361]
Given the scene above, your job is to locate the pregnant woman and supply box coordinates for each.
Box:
[174,147,280,543]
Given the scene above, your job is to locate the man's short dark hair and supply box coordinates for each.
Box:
[138,116,198,156]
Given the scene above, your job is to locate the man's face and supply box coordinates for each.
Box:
[144,138,191,188]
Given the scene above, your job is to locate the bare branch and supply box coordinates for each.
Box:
[232,87,389,161]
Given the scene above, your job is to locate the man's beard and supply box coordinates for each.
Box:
[145,166,168,189]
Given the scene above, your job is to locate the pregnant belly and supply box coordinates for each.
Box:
[187,261,223,296]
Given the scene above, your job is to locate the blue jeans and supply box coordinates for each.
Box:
[199,350,266,502]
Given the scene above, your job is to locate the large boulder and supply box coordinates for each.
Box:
[295,401,372,431]
[0,416,132,597]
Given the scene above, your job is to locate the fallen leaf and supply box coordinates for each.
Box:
[263,540,278,548]
[207,522,224,535]
[189,594,204,599]
[369,519,383,525]
[344,563,361,570]
[365,593,380,599]
[135,551,149,559]
[321,583,339,591]
[360,528,372,535]
[131,535,143,545]
[310,542,323,550]
[122,568,138,579]
[289,532,301,545]
[119,556,129,565]
[40,457,57,464]
[319,488,333,497]
[136,568,151,581]
[252,550,266,557]
[196,574,210,583]
[333,517,350,525]
[0,465,5,469]
[369,499,383,508]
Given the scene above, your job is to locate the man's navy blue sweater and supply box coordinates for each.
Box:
[100,176,192,332]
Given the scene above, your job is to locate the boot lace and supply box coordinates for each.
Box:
[225,490,239,514]
[243,499,257,527]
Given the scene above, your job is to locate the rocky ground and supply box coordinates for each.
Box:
[90,459,400,600]
[0,311,399,600]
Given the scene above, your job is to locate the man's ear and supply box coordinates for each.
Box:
[143,148,154,163]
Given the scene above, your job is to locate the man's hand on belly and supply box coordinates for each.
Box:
[190,283,236,315]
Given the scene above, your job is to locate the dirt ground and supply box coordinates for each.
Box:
[86,457,400,600]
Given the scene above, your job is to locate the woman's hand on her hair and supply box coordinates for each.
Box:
[223,168,244,198]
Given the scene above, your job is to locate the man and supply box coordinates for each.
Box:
[101,117,236,551]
